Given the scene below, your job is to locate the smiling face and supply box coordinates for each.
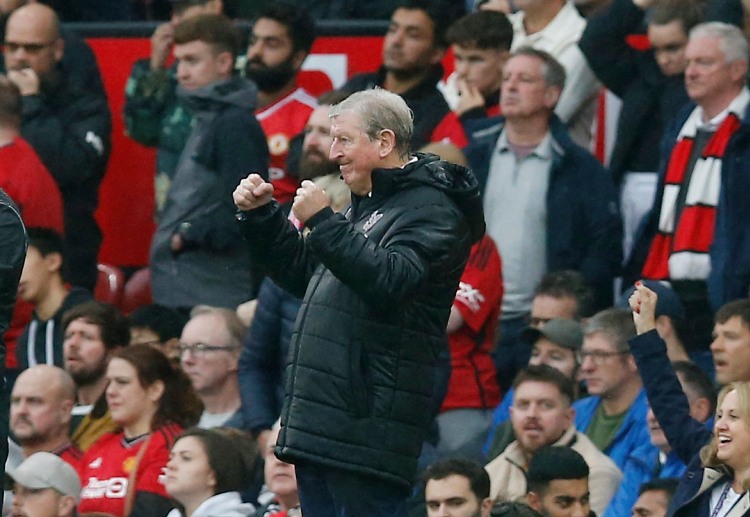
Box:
[165,436,216,505]
[510,380,573,456]
[329,110,382,196]
[714,388,750,473]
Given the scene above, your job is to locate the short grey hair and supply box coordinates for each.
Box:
[582,308,636,354]
[690,22,749,65]
[190,305,247,349]
[329,88,414,159]
[511,46,566,91]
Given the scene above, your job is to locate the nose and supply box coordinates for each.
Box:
[710,335,721,353]
[580,353,595,371]
[329,141,343,161]
[646,406,657,424]
[246,41,262,61]
[571,504,588,517]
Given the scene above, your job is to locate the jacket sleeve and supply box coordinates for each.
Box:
[20,83,111,191]
[306,202,466,309]
[180,111,269,252]
[578,0,646,97]
[123,59,175,147]
[588,462,623,517]
[238,202,319,298]
[238,278,295,432]
[0,197,26,375]
[628,330,712,463]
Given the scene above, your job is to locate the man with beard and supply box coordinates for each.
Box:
[244,3,318,205]
[3,2,111,293]
[4,366,81,514]
[341,0,468,151]
[485,365,621,515]
[60,301,129,452]
[9,365,80,466]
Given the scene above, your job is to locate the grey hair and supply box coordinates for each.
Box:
[690,22,749,65]
[511,45,566,91]
[329,88,414,159]
[189,305,247,349]
[582,308,636,353]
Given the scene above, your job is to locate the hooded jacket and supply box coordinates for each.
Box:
[239,153,484,487]
[150,77,269,309]
[166,492,255,517]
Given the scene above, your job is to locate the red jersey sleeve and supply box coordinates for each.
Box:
[453,235,503,333]
[430,111,469,148]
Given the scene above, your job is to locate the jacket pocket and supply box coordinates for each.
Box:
[349,340,372,418]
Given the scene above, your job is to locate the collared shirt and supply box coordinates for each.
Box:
[484,130,552,318]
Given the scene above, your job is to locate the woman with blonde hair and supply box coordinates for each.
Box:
[629,284,750,516]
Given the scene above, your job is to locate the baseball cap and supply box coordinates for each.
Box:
[6,452,82,503]
[616,280,685,320]
[520,318,583,350]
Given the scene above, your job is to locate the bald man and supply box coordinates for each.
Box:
[3,2,111,292]
[9,365,80,467]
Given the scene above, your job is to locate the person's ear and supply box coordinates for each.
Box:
[148,380,165,403]
[527,491,542,511]
[52,38,64,63]
[291,49,308,71]
[58,495,76,517]
[217,51,234,76]
[45,251,63,274]
[378,129,397,158]
[544,86,561,109]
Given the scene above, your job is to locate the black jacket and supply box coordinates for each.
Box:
[0,189,27,504]
[342,66,452,151]
[578,0,691,185]
[239,153,485,487]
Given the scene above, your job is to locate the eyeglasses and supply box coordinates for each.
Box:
[178,343,236,357]
[3,41,56,54]
[579,349,628,365]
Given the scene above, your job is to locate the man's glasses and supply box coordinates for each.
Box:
[3,41,56,54]
[178,343,236,357]
[578,349,627,365]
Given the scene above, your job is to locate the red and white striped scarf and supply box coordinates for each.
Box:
[642,93,748,281]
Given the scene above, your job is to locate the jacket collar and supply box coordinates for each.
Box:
[687,469,750,517]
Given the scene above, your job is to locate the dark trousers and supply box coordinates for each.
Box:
[296,461,410,517]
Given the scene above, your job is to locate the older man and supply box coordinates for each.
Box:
[234,88,484,516]
[628,22,750,354]
[180,306,246,429]
[3,2,110,291]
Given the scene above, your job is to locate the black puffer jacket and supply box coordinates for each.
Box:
[239,153,484,487]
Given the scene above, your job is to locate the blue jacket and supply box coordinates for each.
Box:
[464,115,622,310]
[573,389,651,471]
[604,443,686,517]
[625,100,750,312]
[238,277,302,433]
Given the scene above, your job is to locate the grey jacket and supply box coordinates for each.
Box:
[150,77,269,309]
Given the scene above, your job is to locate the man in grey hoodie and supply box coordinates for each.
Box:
[149,13,269,312]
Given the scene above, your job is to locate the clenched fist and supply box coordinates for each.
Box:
[233,174,274,211]
[292,180,330,225]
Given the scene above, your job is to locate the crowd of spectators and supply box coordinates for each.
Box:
[4,0,750,515]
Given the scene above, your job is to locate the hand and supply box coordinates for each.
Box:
[628,281,657,335]
[233,174,274,211]
[455,78,486,116]
[7,68,40,96]
[150,22,175,71]
[292,180,330,225]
